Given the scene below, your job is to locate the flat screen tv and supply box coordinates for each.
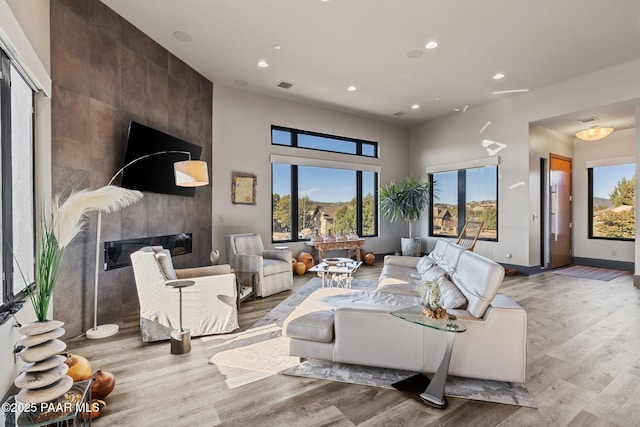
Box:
[120,121,203,197]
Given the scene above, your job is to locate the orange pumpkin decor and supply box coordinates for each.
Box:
[91,370,116,399]
[292,258,297,272]
[364,252,376,265]
[297,252,314,271]
[64,353,92,382]
[89,399,106,420]
[295,262,307,276]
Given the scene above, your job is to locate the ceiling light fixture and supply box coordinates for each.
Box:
[257,60,269,68]
[274,44,282,50]
[347,85,357,92]
[493,73,505,80]
[425,40,438,49]
[575,126,614,141]
[493,89,529,94]
[411,104,420,109]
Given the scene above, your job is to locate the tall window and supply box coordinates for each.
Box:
[430,166,498,240]
[588,163,635,240]
[1,50,36,315]
[271,127,378,242]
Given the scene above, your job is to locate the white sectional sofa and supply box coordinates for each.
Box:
[283,239,527,383]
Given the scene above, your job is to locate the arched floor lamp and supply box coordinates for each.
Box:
[86,151,209,339]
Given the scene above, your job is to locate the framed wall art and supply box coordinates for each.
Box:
[232,172,257,205]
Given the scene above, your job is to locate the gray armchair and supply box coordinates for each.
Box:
[130,246,239,342]
[225,233,293,297]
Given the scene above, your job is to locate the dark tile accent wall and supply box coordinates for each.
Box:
[50,0,213,337]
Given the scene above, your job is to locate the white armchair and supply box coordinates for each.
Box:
[130,246,239,342]
[225,233,293,297]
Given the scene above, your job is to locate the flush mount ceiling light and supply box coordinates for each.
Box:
[425,40,438,49]
[274,44,282,50]
[411,104,420,109]
[347,85,357,92]
[257,60,269,68]
[493,73,505,80]
[575,125,614,141]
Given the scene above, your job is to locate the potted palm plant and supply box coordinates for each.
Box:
[379,176,430,256]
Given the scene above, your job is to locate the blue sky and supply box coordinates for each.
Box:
[593,163,635,199]
[433,167,497,204]
[273,164,376,202]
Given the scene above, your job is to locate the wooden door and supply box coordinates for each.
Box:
[549,154,572,268]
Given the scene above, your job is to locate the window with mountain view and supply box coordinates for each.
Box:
[271,127,378,242]
[429,166,498,240]
[589,163,635,240]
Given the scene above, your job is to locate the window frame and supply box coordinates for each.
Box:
[428,166,499,242]
[587,165,635,241]
[0,49,36,323]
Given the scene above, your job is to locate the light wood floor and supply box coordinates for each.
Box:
[66,262,640,426]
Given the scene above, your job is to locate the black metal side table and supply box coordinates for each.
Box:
[165,279,195,354]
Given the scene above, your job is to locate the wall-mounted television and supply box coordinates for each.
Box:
[120,121,203,197]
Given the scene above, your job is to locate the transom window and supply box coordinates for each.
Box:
[272,126,378,158]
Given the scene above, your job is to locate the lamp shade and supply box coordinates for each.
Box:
[174,160,209,187]
[575,126,614,141]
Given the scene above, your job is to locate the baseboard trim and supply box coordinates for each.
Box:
[571,257,634,272]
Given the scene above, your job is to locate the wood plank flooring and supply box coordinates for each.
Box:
[65,263,640,426]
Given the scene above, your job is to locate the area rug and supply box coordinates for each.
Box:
[281,359,537,408]
[206,276,536,407]
[552,265,627,281]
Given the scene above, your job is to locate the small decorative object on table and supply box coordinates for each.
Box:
[311,230,323,243]
[335,231,347,241]
[419,278,456,321]
[210,250,220,265]
[323,230,336,242]
[347,229,359,240]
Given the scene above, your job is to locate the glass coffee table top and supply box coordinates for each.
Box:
[391,305,466,333]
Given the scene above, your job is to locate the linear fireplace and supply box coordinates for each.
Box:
[103,232,192,270]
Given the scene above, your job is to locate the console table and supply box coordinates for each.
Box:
[305,239,365,262]
[390,305,466,408]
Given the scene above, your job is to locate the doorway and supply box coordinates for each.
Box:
[549,154,572,268]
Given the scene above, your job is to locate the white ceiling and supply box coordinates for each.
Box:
[100,0,640,134]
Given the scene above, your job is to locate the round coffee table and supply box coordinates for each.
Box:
[165,279,195,354]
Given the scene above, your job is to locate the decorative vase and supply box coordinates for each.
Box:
[91,370,116,399]
[323,231,336,243]
[15,320,73,404]
[364,252,376,265]
[64,353,92,382]
[335,231,346,241]
[347,229,359,240]
[210,250,220,265]
[311,230,323,243]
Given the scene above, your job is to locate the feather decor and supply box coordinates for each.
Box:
[52,186,143,249]
[25,186,143,321]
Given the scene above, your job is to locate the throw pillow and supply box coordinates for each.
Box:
[437,276,468,309]
[416,255,436,274]
[154,250,177,280]
[421,266,447,283]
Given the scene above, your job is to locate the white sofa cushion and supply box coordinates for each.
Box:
[416,255,436,274]
[421,265,447,282]
[285,310,334,343]
[437,276,467,309]
[451,250,504,318]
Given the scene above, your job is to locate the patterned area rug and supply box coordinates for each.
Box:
[552,265,628,281]
[206,276,536,407]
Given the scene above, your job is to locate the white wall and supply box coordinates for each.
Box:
[410,59,640,269]
[0,0,51,398]
[572,127,635,263]
[212,86,410,261]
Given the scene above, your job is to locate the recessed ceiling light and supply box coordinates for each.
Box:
[453,108,460,112]
[274,44,282,50]
[172,31,192,42]
[493,73,505,80]
[347,85,357,92]
[411,104,420,109]
[425,40,438,49]
[435,97,440,101]
[407,50,423,58]
[235,79,249,86]
[257,60,269,68]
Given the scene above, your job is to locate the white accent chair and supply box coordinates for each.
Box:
[130,246,239,342]
[224,233,293,297]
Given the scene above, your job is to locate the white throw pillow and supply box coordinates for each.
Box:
[416,256,436,274]
[437,276,467,309]
[421,266,447,283]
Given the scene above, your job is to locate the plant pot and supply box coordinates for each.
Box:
[401,237,421,257]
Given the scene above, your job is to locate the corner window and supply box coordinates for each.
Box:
[429,166,498,241]
[588,164,635,240]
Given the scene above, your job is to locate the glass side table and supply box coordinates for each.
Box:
[391,305,466,409]
[1,380,91,426]
[165,279,195,354]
